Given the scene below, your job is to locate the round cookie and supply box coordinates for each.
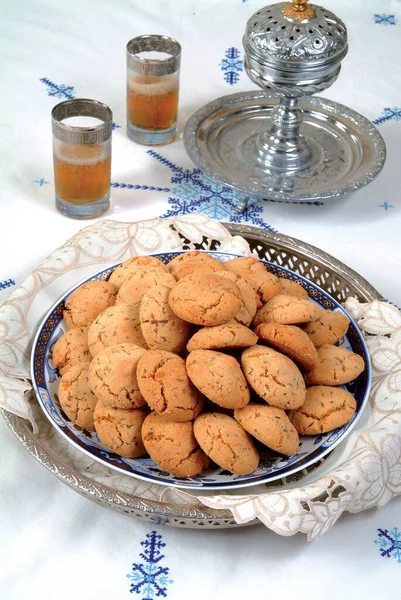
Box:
[140,284,191,354]
[137,350,204,421]
[94,401,148,458]
[234,404,299,456]
[247,271,282,307]
[303,310,350,347]
[252,294,321,327]
[187,349,250,409]
[89,343,147,409]
[241,345,306,410]
[278,278,309,300]
[254,322,318,371]
[219,271,257,326]
[288,386,357,435]
[88,303,146,357]
[168,273,242,326]
[52,327,91,375]
[186,322,258,352]
[304,344,365,386]
[174,257,226,281]
[109,256,168,289]
[58,364,98,431]
[224,256,267,275]
[63,280,117,329]
[142,412,210,477]
[167,251,214,277]
[194,412,259,475]
[116,269,176,306]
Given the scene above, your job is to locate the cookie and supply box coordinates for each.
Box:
[224,256,267,275]
[116,269,176,306]
[219,271,257,326]
[168,273,242,326]
[58,364,98,431]
[88,343,147,409]
[247,271,282,307]
[254,322,318,371]
[253,294,321,327]
[94,401,148,458]
[142,412,210,477]
[63,280,117,329]
[288,386,357,435]
[137,350,204,421]
[52,327,91,375]
[109,256,168,289]
[304,344,365,386]
[278,278,309,300]
[140,285,191,354]
[187,349,250,409]
[303,310,350,347]
[174,257,226,281]
[88,303,146,357]
[234,404,299,456]
[186,322,258,352]
[167,251,213,277]
[193,412,259,475]
[241,345,306,410]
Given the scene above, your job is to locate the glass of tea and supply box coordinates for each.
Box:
[51,99,112,219]
[126,35,181,145]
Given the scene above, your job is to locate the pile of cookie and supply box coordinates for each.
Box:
[52,251,365,478]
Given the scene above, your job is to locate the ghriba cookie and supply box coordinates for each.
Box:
[94,401,148,458]
[88,303,146,357]
[303,310,350,347]
[224,256,267,275]
[248,271,282,308]
[142,412,210,477]
[193,412,259,475]
[186,322,258,352]
[253,294,321,327]
[288,386,357,435]
[241,345,306,410]
[58,364,98,431]
[219,271,257,326]
[116,269,176,305]
[63,280,117,329]
[234,404,299,456]
[254,322,318,371]
[278,278,309,300]
[137,350,204,421]
[186,349,250,409]
[109,256,168,289]
[168,251,213,277]
[140,284,191,354]
[52,327,91,375]
[304,344,365,386]
[174,257,226,281]
[168,273,242,326]
[89,343,147,409]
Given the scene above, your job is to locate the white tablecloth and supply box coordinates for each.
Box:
[1,0,400,598]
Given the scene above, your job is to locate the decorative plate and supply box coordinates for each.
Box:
[31,251,371,490]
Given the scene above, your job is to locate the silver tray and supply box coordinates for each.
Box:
[2,224,384,529]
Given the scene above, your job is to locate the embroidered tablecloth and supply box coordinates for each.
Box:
[1,0,400,598]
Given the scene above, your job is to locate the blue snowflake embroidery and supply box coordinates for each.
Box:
[40,78,76,100]
[127,531,173,598]
[33,178,50,187]
[111,183,170,193]
[377,201,395,211]
[374,528,401,564]
[0,279,16,290]
[373,107,401,125]
[220,47,243,85]
[373,14,396,26]
[112,122,121,130]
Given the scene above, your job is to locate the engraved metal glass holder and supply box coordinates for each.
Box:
[184,0,386,208]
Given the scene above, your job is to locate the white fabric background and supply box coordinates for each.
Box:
[1,0,400,598]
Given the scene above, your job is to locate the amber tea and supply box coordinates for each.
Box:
[128,74,179,131]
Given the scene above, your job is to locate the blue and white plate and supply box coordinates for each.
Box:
[31,251,371,490]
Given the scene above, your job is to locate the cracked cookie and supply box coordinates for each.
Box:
[241,345,306,410]
[303,310,350,347]
[224,256,267,275]
[88,303,146,357]
[186,322,258,352]
[218,271,257,326]
[234,404,299,456]
[278,278,309,300]
[187,349,251,409]
[193,412,259,475]
[137,350,204,421]
[116,268,176,306]
[108,256,168,289]
[253,294,321,327]
[288,385,357,434]
[88,343,147,409]
[304,344,365,386]
[52,326,91,375]
[174,257,226,281]
[139,284,191,354]
[168,273,242,326]
[63,280,117,329]
[58,364,98,431]
[141,412,210,477]
[168,251,216,277]
[94,401,148,458]
[246,271,282,308]
[254,322,319,371]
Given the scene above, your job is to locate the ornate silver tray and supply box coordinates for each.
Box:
[2,224,384,529]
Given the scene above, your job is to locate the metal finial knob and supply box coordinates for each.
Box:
[282,0,316,20]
